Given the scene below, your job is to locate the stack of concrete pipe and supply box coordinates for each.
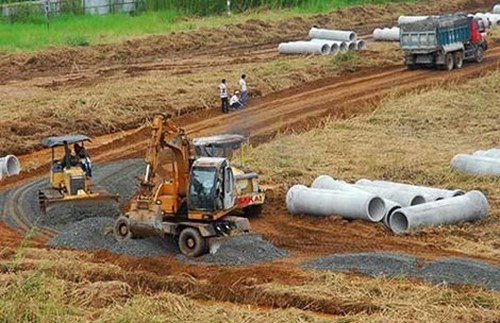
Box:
[286,175,488,234]
[451,148,500,176]
[372,27,400,42]
[474,12,500,28]
[0,155,21,180]
[278,27,365,56]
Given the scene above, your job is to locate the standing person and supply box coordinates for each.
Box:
[218,79,229,113]
[239,74,247,107]
[229,90,242,110]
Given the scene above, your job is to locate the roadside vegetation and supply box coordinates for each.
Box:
[0,0,414,51]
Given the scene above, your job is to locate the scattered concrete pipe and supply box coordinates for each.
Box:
[309,39,340,55]
[389,191,489,234]
[372,27,400,41]
[308,27,357,42]
[278,41,330,55]
[353,183,426,207]
[311,175,386,224]
[398,16,429,25]
[286,184,385,222]
[0,155,21,180]
[494,5,500,14]
[355,39,367,50]
[356,179,464,200]
[473,148,500,159]
[451,154,500,176]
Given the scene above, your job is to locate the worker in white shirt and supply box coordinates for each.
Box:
[218,79,229,113]
[229,90,242,110]
[239,74,247,107]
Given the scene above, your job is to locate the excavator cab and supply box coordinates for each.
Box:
[192,134,265,216]
[38,135,119,219]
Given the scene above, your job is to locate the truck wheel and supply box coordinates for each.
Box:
[475,47,484,63]
[444,53,454,71]
[178,227,207,257]
[453,52,463,69]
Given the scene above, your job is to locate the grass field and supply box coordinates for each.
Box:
[0,0,414,51]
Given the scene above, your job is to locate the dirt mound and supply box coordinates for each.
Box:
[176,234,288,266]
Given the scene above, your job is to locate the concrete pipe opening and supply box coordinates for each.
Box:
[367,197,385,222]
[411,195,426,206]
[0,155,21,179]
[330,43,340,55]
[347,42,356,51]
[382,204,402,228]
[356,40,367,50]
[389,211,409,234]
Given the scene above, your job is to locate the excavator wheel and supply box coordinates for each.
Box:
[114,216,133,241]
[178,227,207,257]
[243,204,263,217]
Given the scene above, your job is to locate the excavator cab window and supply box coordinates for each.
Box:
[189,166,217,211]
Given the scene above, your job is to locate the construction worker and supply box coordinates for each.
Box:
[74,143,92,177]
[218,79,229,113]
[239,74,247,107]
[230,90,243,110]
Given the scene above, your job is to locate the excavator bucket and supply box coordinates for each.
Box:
[38,188,120,229]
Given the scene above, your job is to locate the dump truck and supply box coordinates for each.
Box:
[400,14,488,70]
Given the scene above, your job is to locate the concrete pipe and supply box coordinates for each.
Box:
[278,41,331,55]
[311,175,389,223]
[451,154,500,177]
[485,13,500,27]
[381,200,402,229]
[355,39,367,50]
[373,27,400,41]
[353,183,425,207]
[0,155,21,180]
[494,5,500,14]
[309,39,340,55]
[398,16,429,25]
[286,184,385,222]
[356,179,464,200]
[389,190,489,234]
[473,148,500,159]
[308,27,357,42]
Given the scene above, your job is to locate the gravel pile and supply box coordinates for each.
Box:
[40,202,121,231]
[48,217,176,257]
[302,253,500,290]
[177,234,288,266]
[302,252,418,278]
[416,258,500,291]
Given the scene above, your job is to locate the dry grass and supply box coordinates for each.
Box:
[246,71,500,259]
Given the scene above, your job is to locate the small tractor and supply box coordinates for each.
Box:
[38,135,119,216]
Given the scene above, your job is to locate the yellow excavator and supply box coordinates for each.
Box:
[38,135,119,215]
[113,116,252,257]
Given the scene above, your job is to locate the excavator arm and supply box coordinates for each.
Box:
[140,115,191,200]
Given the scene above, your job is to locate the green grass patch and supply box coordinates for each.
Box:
[0,0,415,51]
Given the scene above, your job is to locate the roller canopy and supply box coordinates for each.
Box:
[42,135,91,148]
